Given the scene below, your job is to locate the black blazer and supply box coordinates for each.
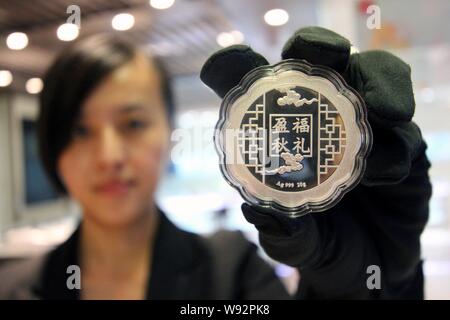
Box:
[0,210,291,300]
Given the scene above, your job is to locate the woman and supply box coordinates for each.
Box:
[0,34,289,299]
[0,27,432,300]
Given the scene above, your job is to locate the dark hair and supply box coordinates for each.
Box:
[38,34,175,194]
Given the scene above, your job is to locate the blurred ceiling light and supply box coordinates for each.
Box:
[6,32,29,50]
[57,23,79,41]
[0,70,13,87]
[26,78,43,94]
[112,13,135,31]
[150,0,175,10]
[216,30,245,48]
[216,32,235,47]
[264,9,289,26]
[230,30,244,43]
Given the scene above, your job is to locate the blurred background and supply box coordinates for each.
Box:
[0,0,449,299]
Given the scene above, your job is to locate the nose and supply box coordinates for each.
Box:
[95,126,126,171]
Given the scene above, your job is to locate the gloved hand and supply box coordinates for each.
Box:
[201,26,431,299]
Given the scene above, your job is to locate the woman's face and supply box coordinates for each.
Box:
[58,53,170,227]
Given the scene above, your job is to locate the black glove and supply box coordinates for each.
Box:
[201,26,431,299]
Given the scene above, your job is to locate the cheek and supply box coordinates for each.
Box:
[57,148,90,198]
[132,131,170,188]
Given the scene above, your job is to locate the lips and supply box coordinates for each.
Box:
[95,179,134,197]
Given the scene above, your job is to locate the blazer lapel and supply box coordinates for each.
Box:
[38,225,81,300]
[35,209,211,299]
[147,211,212,299]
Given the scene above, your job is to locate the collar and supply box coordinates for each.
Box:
[33,209,209,299]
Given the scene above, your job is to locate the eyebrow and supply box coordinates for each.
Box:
[118,104,147,114]
[77,104,149,121]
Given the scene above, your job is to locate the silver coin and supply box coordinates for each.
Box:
[215,60,372,217]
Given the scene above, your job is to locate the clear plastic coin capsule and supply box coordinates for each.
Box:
[215,59,372,217]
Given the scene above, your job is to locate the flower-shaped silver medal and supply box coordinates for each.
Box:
[215,60,372,217]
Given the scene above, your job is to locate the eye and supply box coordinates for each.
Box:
[72,123,90,139]
[126,119,147,130]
